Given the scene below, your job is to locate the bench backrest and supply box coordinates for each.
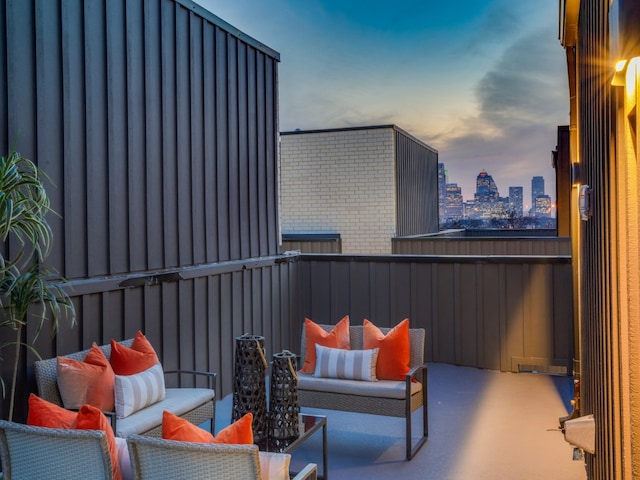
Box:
[33,338,134,407]
[300,324,425,370]
[0,419,113,479]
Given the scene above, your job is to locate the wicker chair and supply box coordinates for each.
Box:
[0,420,114,480]
[33,338,216,438]
[127,435,317,480]
[298,324,428,460]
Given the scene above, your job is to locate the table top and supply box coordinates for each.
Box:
[256,413,326,453]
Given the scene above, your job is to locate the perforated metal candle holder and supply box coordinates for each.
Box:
[269,350,300,440]
[232,334,268,442]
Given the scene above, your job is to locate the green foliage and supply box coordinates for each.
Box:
[0,151,75,420]
[0,151,53,267]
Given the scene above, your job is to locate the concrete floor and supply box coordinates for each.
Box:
[216,363,588,480]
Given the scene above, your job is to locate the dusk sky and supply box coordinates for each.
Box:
[200,0,568,211]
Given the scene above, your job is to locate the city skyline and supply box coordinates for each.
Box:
[440,164,553,212]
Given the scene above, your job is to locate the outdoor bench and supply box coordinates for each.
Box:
[297,324,428,460]
[33,338,216,438]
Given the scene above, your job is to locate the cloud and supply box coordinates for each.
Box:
[434,24,568,202]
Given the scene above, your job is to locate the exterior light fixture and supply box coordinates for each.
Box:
[579,185,592,221]
[611,59,628,86]
[571,163,582,186]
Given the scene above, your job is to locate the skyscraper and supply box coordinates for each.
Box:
[509,186,523,216]
[531,176,545,207]
[534,195,552,217]
[474,169,499,218]
[444,183,463,219]
[438,163,447,219]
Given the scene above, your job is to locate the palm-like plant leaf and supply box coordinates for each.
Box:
[0,263,75,420]
[0,151,74,421]
[0,151,53,266]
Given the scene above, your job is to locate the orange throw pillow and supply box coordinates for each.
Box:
[300,316,350,374]
[162,410,215,443]
[73,404,122,480]
[57,343,115,411]
[212,412,254,444]
[363,318,411,380]
[162,410,253,444]
[110,331,159,375]
[26,393,76,429]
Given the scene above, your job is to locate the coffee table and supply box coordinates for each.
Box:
[257,413,328,479]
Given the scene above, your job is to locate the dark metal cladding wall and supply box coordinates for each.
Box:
[393,237,572,256]
[394,129,439,236]
[0,0,281,421]
[577,1,617,478]
[1,0,280,278]
[292,255,574,374]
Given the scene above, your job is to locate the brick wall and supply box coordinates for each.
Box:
[280,127,396,254]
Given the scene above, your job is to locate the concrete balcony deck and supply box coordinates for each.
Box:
[216,363,586,480]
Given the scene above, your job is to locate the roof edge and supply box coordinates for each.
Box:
[177,0,281,61]
[281,124,438,154]
[281,124,396,136]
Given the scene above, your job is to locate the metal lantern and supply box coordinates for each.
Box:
[232,334,268,442]
[269,350,300,440]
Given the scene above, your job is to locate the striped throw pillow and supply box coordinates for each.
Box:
[114,362,166,418]
[313,344,379,381]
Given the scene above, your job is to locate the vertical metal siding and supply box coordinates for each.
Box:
[292,255,574,374]
[576,1,620,478]
[0,0,6,154]
[0,0,281,421]
[394,129,439,236]
[393,237,572,255]
[1,0,280,279]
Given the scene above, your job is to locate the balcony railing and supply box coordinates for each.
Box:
[5,244,573,422]
[292,252,573,375]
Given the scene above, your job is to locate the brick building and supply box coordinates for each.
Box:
[280,125,439,254]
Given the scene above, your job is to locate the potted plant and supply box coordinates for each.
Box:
[0,150,75,421]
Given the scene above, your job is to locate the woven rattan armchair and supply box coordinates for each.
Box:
[127,435,317,480]
[33,338,216,438]
[0,419,114,480]
[298,324,428,460]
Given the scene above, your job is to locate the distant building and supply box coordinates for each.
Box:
[509,186,524,216]
[473,169,499,218]
[444,183,463,219]
[463,200,476,219]
[280,125,439,254]
[531,176,545,206]
[534,195,552,217]
[438,163,447,219]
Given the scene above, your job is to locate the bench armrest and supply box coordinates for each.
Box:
[406,363,428,403]
[292,463,318,480]
[407,363,428,383]
[163,370,217,390]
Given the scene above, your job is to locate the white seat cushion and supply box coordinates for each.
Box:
[297,373,422,399]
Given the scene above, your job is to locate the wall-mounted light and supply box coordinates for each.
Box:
[611,59,628,86]
[579,185,592,221]
[571,163,582,185]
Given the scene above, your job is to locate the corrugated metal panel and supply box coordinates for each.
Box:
[12,257,296,421]
[281,240,342,253]
[292,255,574,373]
[394,128,439,236]
[1,0,280,279]
[393,237,572,255]
[574,1,627,477]
[0,0,280,421]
